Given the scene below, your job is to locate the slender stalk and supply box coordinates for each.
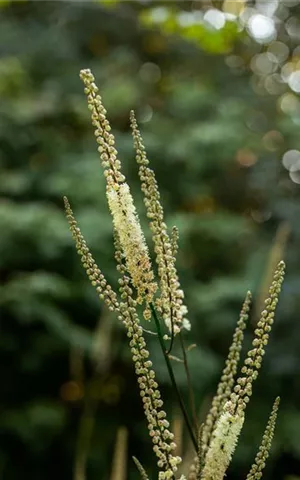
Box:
[74,383,98,480]
[165,316,175,355]
[179,331,198,430]
[110,427,128,480]
[150,303,197,451]
[142,327,158,336]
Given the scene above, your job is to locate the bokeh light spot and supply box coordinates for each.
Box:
[203,9,226,30]
[278,92,300,115]
[223,0,245,17]
[268,41,290,63]
[288,71,300,93]
[281,61,294,82]
[178,11,195,27]
[263,130,284,151]
[250,52,277,75]
[247,14,276,44]
[246,110,267,132]
[236,148,257,167]
[282,149,300,170]
[264,73,285,95]
[256,0,278,17]
[60,381,84,402]
[139,104,153,123]
[251,209,272,223]
[139,62,161,83]
[289,165,300,184]
[286,16,300,40]
[151,7,169,23]
[225,55,244,68]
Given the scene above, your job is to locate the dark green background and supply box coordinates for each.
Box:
[1,1,300,479]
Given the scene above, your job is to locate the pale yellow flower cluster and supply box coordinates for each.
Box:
[201,402,245,480]
[116,260,181,475]
[67,71,184,477]
[80,69,157,307]
[107,182,157,305]
[65,197,181,479]
[79,69,124,186]
[231,260,285,412]
[130,111,189,334]
[199,261,285,480]
[202,290,252,455]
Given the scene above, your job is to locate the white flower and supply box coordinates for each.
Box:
[164,308,190,333]
[107,182,157,303]
[201,402,245,480]
[182,318,191,331]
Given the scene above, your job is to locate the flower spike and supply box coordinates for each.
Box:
[246,397,280,480]
[130,110,189,335]
[231,261,285,412]
[132,457,149,480]
[64,196,119,312]
[80,69,157,306]
[106,182,157,306]
[202,291,252,454]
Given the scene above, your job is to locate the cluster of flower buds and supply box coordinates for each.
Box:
[130,111,190,334]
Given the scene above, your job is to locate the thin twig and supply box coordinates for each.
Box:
[142,327,158,336]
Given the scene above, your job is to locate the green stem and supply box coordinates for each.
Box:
[150,303,197,452]
[179,331,199,431]
[165,315,175,355]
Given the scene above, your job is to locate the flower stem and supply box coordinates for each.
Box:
[150,303,197,452]
[179,331,198,430]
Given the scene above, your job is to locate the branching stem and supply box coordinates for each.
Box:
[150,303,197,452]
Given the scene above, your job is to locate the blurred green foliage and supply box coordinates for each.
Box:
[1,1,300,479]
[140,6,241,54]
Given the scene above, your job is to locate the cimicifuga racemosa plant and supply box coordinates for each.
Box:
[64,68,285,480]
[245,397,280,480]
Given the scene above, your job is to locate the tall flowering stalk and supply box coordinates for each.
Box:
[79,69,157,308]
[130,111,190,338]
[201,290,252,456]
[246,397,280,480]
[64,69,285,480]
[199,261,285,480]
